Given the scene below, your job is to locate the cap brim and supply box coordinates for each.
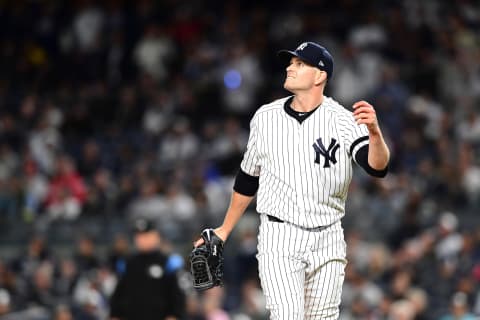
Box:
[277,50,298,62]
[134,229,156,235]
[277,49,316,68]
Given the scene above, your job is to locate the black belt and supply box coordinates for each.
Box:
[267,214,284,223]
[266,214,332,232]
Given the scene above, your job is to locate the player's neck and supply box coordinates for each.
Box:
[291,93,324,112]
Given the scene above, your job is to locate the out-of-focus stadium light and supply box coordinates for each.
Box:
[223,69,242,89]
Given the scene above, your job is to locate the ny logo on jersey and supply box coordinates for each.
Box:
[313,138,340,168]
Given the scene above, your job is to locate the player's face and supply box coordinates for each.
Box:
[283,57,322,92]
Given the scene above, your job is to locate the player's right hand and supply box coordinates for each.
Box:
[193,227,227,247]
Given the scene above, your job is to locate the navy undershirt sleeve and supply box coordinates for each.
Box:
[355,145,388,177]
[233,169,259,196]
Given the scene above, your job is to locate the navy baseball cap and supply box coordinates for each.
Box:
[278,42,334,79]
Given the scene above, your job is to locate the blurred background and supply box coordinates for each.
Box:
[0,0,479,319]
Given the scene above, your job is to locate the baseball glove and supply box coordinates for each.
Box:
[190,229,224,291]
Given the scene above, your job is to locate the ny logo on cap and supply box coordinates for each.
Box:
[297,42,308,51]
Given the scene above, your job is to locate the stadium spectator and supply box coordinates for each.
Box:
[439,292,477,320]
[44,155,87,221]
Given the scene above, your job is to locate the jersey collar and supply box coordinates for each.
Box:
[283,96,319,124]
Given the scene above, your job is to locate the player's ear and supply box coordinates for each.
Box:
[314,70,327,86]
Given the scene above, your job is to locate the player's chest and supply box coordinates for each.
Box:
[257,116,346,169]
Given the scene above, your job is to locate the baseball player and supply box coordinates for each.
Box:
[194,41,390,319]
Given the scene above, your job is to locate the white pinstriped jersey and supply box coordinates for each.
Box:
[240,95,369,228]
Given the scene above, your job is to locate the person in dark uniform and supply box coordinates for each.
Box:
[109,218,185,320]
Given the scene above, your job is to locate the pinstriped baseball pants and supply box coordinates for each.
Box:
[256,214,347,319]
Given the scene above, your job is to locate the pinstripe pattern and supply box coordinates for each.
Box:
[241,95,368,228]
[257,214,347,319]
[241,95,367,319]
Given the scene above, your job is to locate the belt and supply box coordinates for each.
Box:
[267,214,284,223]
[266,214,332,232]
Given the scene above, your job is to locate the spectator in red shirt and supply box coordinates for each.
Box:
[44,155,87,220]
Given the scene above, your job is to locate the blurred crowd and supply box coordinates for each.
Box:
[0,0,480,319]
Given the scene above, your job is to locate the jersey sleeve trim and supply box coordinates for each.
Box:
[354,145,389,177]
[233,169,259,196]
[349,136,369,156]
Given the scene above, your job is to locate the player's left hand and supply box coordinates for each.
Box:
[193,226,227,247]
[190,229,224,291]
[352,100,380,135]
